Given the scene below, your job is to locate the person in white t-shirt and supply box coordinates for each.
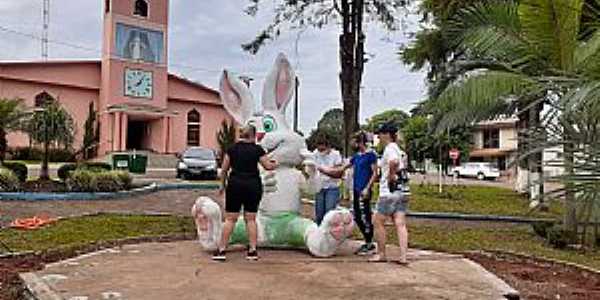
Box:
[313,136,343,225]
[370,123,410,265]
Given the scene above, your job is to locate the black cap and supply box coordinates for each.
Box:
[375,123,398,134]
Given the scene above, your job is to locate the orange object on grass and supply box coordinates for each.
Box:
[10,215,57,230]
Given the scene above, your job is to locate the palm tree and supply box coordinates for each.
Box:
[422,0,600,234]
[0,98,27,163]
[29,101,75,180]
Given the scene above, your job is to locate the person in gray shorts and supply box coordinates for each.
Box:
[370,123,410,265]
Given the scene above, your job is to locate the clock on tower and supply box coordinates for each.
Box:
[124,69,153,98]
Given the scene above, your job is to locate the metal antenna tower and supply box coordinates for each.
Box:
[42,0,50,60]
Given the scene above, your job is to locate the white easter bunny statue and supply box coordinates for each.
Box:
[191,54,354,257]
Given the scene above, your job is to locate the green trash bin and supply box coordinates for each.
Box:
[113,154,130,171]
[129,154,148,174]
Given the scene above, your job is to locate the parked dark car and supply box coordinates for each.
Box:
[176,147,218,180]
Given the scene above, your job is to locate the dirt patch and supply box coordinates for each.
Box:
[466,252,600,300]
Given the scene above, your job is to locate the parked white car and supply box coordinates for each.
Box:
[451,162,500,180]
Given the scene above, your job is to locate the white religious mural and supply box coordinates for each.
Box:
[115,23,164,64]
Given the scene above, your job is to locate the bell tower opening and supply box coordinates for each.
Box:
[134,0,148,17]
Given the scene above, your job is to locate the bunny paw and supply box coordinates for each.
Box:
[191,197,222,251]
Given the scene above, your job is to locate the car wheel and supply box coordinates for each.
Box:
[477,172,485,180]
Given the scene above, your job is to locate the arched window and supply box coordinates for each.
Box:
[187,109,201,146]
[134,0,148,18]
[34,91,55,107]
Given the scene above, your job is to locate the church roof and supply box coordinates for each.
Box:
[0,60,220,103]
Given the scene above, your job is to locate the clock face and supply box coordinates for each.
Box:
[124,69,153,98]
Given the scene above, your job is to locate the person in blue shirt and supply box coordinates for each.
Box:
[321,131,378,255]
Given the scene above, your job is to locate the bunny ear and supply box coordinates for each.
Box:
[219,70,254,124]
[262,53,296,112]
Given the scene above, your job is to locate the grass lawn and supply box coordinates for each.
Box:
[380,224,600,270]
[1,213,597,272]
[406,184,563,218]
[0,214,195,253]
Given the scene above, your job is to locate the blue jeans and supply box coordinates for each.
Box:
[315,187,340,225]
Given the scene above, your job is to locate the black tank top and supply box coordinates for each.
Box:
[226,142,266,177]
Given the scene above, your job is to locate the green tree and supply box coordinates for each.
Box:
[364,109,409,133]
[306,108,345,152]
[29,101,75,180]
[419,0,600,234]
[81,102,99,160]
[401,116,432,167]
[216,119,236,161]
[242,0,408,155]
[0,98,27,163]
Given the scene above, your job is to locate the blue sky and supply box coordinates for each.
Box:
[0,0,426,133]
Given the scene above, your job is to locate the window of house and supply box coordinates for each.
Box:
[483,128,500,148]
[34,91,55,107]
[105,0,110,13]
[134,0,148,17]
[187,110,201,146]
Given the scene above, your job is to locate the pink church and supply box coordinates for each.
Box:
[0,0,232,157]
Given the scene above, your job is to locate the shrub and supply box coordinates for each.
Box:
[67,169,97,192]
[95,172,124,192]
[547,225,577,249]
[2,161,27,182]
[57,163,78,181]
[67,170,132,192]
[0,168,20,192]
[113,170,133,190]
[532,221,555,239]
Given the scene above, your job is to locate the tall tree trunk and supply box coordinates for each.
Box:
[340,0,353,156]
[563,128,577,234]
[0,128,7,163]
[339,0,364,156]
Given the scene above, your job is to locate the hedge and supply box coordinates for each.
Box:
[1,161,27,182]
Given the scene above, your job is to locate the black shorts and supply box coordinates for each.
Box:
[225,175,263,213]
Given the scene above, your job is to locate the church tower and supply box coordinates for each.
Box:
[99,0,170,154]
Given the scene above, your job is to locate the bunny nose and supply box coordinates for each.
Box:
[257,132,266,142]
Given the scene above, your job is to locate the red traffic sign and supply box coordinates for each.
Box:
[449,149,460,160]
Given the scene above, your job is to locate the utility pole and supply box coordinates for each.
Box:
[294,76,299,133]
[42,0,50,60]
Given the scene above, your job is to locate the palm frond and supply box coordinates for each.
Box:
[519,0,584,71]
[428,71,538,132]
[575,28,600,78]
[446,1,532,66]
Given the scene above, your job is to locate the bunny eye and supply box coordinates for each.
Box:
[263,117,277,133]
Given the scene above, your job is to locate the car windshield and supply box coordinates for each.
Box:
[183,148,214,160]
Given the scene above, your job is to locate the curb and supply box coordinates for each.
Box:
[0,182,219,201]
[301,199,555,224]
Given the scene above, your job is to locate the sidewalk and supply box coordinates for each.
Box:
[22,240,518,300]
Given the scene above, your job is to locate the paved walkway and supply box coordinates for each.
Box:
[22,241,517,300]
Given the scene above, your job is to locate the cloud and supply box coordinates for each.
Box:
[0,0,426,132]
